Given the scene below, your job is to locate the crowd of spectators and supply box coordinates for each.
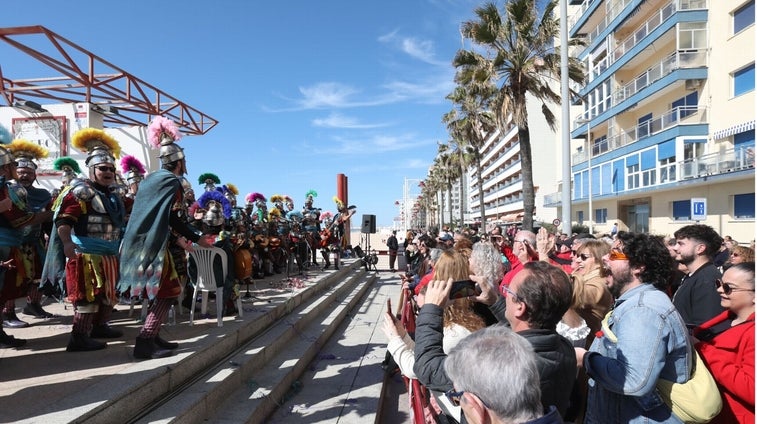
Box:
[384,222,754,424]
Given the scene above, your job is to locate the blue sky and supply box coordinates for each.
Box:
[2,0,482,227]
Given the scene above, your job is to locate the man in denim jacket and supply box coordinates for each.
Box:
[576,232,691,423]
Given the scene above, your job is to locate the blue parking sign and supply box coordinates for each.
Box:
[691,198,707,221]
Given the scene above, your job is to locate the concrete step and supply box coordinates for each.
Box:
[264,273,404,424]
[10,261,365,423]
[135,267,376,423]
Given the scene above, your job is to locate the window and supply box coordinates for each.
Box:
[595,208,608,224]
[671,91,698,121]
[673,200,691,220]
[734,0,755,34]
[734,64,755,97]
[734,193,755,218]
[638,113,653,139]
[627,163,640,189]
[593,135,608,155]
[660,157,677,183]
[577,210,584,225]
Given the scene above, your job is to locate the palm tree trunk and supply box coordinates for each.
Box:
[447,184,453,229]
[519,126,535,231]
[476,156,485,228]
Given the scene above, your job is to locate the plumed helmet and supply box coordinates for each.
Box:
[198,172,220,192]
[54,157,82,186]
[148,116,184,165]
[8,139,48,170]
[305,189,317,204]
[198,190,232,229]
[71,128,121,168]
[120,155,146,185]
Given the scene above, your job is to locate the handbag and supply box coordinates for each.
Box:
[655,348,722,423]
[600,312,722,423]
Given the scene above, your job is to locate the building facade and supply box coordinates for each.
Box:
[545,0,754,239]
[469,95,562,229]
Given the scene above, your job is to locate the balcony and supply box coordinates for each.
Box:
[576,50,707,124]
[572,0,707,53]
[544,144,754,207]
[681,145,755,179]
[573,105,708,164]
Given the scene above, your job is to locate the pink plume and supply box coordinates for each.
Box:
[120,155,146,175]
[147,116,182,148]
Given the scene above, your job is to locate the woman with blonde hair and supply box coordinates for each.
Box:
[563,238,613,348]
[726,245,755,268]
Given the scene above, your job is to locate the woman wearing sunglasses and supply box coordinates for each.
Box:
[693,262,755,424]
[560,239,613,349]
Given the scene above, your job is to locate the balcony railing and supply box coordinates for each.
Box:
[614,50,706,104]
[577,49,707,124]
[573,105,708,164]
[589,0,678,81]
[544,144,754,206]
[572,0,707,52]
[681,144,755,179]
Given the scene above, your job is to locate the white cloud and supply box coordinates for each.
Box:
[312,133,437,156]
[312,112,391,129]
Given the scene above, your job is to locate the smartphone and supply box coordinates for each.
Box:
[449,280,479,299]
[386,298,398,322]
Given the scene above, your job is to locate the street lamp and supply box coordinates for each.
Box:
[575,117,593,235]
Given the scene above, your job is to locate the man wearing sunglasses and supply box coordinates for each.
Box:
[45,128,127,352]
[672,224,725,327]
[576,231,691,423]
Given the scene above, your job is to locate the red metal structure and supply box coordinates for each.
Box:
[0,25,218,136]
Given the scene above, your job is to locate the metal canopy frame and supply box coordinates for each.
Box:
[0,25,218,136]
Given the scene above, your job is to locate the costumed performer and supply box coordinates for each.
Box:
[6,139,54,320]
[44,128,125,352]
[118,116,211,359]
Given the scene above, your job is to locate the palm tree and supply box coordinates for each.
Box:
[444,82,498,227]
[436,144,464,228]
[455,0,585,231]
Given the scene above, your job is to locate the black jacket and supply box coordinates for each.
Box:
[414,298,576,417]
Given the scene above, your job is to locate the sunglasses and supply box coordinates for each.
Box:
[608,249,628,261]
[715,279,755,295]
[95,165,116,173]
[575,253,591,261]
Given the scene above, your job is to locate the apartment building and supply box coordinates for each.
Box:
[469,95,562,229]
[547,0,755,238]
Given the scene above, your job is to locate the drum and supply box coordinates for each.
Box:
[234,248,253,280]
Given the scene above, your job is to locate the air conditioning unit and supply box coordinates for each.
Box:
[685,79,704,90]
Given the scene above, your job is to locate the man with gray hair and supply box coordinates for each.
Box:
[444,324,563,423]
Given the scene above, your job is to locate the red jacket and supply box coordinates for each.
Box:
[695,311,755,424]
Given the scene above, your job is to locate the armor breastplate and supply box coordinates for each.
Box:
[82,213,121,241]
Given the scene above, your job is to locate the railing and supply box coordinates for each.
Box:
[681,144,755,179]
[613,50,706,104]
[590,0,678,81]
[572,0,707,50]
[544,144,754,206]
[577,49,707,124]
[573,105,708,164]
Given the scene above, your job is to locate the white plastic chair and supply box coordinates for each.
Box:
[188,246,242,327]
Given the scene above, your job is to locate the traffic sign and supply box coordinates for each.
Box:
[691,198,707,221]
